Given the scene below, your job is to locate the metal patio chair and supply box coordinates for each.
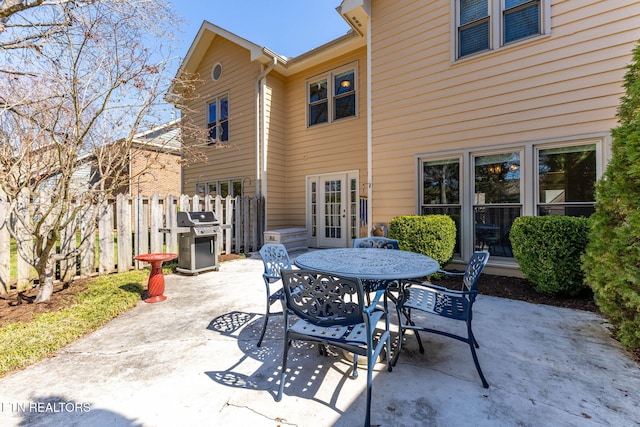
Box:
[257,243,292,347]
[353,236,400,250]
[353,237,401,303]
[392,251,490,388]
[277,269,392,427]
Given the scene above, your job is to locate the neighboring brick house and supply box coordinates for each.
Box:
[127,119,181,197]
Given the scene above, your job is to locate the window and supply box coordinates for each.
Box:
[537,144,596,217]
[455,0,546,59]
[196,179,243,198]
[503,0,541,44]
[419,139,601,262]
[308,79,328,126]
[421,158,462,254]
[207,94,229,144]
[473,152,521,257]
[307,64,356,127]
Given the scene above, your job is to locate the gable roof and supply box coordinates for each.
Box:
[175,18,365,81]
[132,118,181,152]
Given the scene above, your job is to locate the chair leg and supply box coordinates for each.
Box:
[364,344,377,427]
[467,321,489,388]
[391,306,405,366]
[402,308,425,354]
[277,337,290,401]
[257,301,270,347]
[351,354,359,379]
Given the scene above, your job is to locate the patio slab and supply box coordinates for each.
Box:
[0,250,638,427]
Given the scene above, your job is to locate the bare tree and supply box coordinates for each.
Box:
[0,0,185,301]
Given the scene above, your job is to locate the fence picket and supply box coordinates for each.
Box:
[165,195,178,254]
[0,194,264,290]
[117,194,132,273]
[98,201,115,275]
[79,204,95,277]
[0,188,9,293]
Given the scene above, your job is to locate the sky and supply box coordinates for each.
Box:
[166,0,352,59]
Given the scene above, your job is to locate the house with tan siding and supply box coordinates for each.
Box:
[173,0,640,275]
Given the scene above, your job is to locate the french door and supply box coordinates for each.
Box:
[308,172,359,248]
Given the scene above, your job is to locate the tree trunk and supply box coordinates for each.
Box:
[34,263,55,303]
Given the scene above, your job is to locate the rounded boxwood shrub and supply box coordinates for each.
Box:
[510,216,590,296]
[388,215,456,267]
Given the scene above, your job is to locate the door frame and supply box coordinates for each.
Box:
[306,170,360,248]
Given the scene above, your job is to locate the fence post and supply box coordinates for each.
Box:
[117,194,132,273]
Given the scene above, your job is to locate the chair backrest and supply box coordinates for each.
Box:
[259,244,292,280]
[462,251,490,291]
[280,269,365,327]
[353,237,399,250]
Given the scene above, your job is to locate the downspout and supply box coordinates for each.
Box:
[255,58,277,196]
[366,12,373,236]
[255,57,277,227]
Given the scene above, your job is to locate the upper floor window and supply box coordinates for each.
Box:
[208,94,229,144]
[307,64,357,127]
[456,0,546,59]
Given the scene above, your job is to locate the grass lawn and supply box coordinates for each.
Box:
[0,269,149,377]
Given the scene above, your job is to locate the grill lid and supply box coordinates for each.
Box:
[177,211,219,227]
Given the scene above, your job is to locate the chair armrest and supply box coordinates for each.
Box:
[400,279,477,297]
[438,269,465,277]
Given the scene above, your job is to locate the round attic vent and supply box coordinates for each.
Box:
[211,63,222,81]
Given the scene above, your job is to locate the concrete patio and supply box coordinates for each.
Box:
[0,250,638,427]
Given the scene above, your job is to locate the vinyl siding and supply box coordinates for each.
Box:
[181,36,261,196]
[369,0,639,221]
[281,47,369,227]
[264,72,289,228]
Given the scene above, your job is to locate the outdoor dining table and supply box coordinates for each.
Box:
[293,247,440,284]
[294,247,440,364]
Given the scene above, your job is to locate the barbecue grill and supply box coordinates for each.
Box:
[176,211,221,274]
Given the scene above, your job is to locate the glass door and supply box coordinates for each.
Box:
[317,174,347,248]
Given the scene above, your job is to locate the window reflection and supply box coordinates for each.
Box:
[538,144,596,216]
[474,152,521,258]
[422,158,461,255]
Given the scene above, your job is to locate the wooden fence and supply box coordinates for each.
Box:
[0,194,264,293]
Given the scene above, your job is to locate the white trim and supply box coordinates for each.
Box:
[306,170,360,248]
[211,62,223,81]
[305,61,359,128]
[451,0,551,62]
[416,133,609,264]
[206,92,230,144]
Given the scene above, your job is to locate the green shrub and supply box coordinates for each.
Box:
[388,215,456,267]
[510,216,590,296]
[583,41,640,350]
